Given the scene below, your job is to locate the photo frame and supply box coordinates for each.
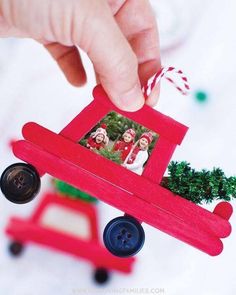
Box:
[78,111,159,175]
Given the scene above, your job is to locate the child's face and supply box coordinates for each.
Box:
[139,138,149,150]
[95,134,104,143]
[123,133,132,143]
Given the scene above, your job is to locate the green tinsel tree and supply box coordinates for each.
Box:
[53,179,97,202]
[161,161,236,204]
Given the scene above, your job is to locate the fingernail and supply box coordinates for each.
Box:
[115,84,145,112]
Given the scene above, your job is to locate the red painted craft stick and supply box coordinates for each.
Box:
[213,202,233,221]
[142,137,177,184]
[59,98,111,142]
[13,140,226,256]
[6,217,134,272]
[20,124,231,239]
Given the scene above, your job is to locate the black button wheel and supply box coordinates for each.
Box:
[103,215,145,257]
[8,241,24,257]
[0,163,41,204]
[93,268,109,284]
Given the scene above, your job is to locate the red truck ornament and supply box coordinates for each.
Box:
[0,69,233,258]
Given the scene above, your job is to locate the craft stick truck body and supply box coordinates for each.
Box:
[0,85,233,257]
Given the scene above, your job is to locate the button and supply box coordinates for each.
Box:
[0,163,41,204]
[93,268,109,284]
[103,215,145,257]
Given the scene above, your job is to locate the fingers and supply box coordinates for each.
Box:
[0,0,153,111]
[111,0,161,106]
[145,80,160,107]
[94,70,100,85]
[44,43,87,87]
[114,0,161,79]
[139,59,161,107]
[78,1,144,111]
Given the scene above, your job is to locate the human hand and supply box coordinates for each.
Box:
[0,0,161,111]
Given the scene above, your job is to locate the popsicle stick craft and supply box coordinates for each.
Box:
[0,67,233,257]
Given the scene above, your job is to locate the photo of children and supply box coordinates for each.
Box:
[86,124,109,151]
[79,112,159,175]
[123,131,153,175]
[113,128,136,162]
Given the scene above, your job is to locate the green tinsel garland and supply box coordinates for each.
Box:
[161,161,236,204]
[54,179,97,203]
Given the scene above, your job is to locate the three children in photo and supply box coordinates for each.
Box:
[86,124,154,175]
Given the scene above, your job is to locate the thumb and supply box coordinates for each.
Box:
[79,2,145,111]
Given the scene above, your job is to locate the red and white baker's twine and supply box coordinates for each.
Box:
[142,66,190,99]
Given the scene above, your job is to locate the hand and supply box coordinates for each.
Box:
[0,0,161,111]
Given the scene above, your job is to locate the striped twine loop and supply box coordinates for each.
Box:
[142,66,190,99]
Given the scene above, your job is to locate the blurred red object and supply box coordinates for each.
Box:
[6,192,135,284]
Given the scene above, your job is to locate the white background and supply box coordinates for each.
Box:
[0,0,235,294]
